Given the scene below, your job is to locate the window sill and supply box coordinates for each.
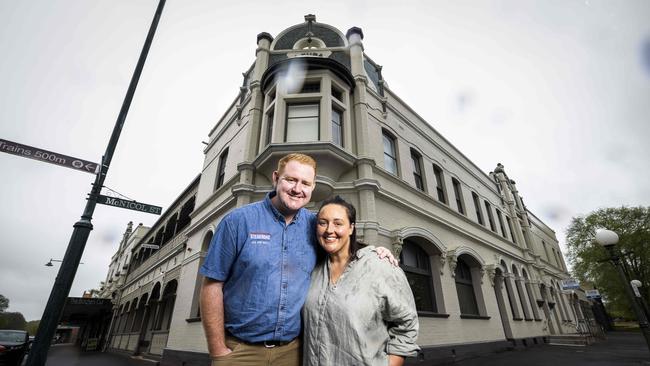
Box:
[524,318,534,321]
[417,312,450,318]
[460,314,491,320]
[513,317,524,321]
[185,317,201,323]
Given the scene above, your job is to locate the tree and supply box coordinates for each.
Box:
[0,294,8,312]
[0,312,27,330]
[566,206,650,319]
[26,320,40,335]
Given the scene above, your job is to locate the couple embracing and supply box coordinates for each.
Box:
[200,153,419,366]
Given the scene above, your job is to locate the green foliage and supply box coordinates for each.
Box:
[0,294,8,312]
[566,206,650,319]
[0,311,27,330]
[25,320,40,335]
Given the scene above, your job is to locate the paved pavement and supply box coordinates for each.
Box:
[38,344,157,366]
[22,331,650,365]
[454,331,649,366]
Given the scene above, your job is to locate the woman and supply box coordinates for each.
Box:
[302,196,419,366]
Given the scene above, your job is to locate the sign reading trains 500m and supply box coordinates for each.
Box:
[0,138,99,174]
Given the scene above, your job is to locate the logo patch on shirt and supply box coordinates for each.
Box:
[250,232,271,244]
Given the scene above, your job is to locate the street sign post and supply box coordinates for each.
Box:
[26,1,167,365]
[0,138,98,174]
[96,194,162,215]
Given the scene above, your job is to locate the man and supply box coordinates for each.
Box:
[200,153,394,365]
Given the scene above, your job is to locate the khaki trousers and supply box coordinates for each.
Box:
[211,336,301,366]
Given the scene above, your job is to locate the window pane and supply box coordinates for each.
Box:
[287,117,318,141]
[384,154,397,174]
[288,104,318,118]
[457,283,479,315]
[287,104,318,142]
[405,272,436,313]
[401,245,418,268]
[332,109,342,146]
[383,133,397,174]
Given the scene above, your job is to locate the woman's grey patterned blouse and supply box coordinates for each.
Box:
[302,246,420,366]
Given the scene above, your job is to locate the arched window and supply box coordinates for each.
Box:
[522,269,541,320]
[156,280,178,331]
[512,265,532,320]
[189,231,214,319]
[501,260,522,320]
[400,240,436,313]
[455,257,479,316]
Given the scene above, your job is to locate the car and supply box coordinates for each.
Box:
[0,330,29,366]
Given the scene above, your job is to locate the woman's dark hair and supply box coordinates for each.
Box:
[317,195,359,259]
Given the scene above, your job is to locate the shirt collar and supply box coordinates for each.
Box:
[264,191,304,224]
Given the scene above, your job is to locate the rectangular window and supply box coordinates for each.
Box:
[506,216,517,243]
[452,178,464,214]
[433,165,447,204]
[266,110,274,145]
[332,109,343,147]
[472,192,484,225]
[484,201,496,232]
[410,150,424,191]
[286,104,319,142]
[215,148,228,190]
[496,209,507,238]
[382,131,398,175]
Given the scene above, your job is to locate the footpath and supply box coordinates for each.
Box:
[452,331,649,366]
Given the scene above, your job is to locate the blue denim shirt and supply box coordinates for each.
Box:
[200,192,317,342]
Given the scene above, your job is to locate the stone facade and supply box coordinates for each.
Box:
[104,15,583,365]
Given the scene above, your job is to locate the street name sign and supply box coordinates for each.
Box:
[96,195,162,215]
[0,138,99,174]
[142,244,160,250]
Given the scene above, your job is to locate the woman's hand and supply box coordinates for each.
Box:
[374,246,399,266]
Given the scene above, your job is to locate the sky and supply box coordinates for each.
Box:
[0,0,648,321]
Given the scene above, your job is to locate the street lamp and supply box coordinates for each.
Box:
[595,228,650,351]
[45,259,83,267]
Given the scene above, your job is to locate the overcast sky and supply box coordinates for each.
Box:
[1,0,648,321]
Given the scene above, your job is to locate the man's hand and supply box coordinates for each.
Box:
[211,347,232,358]
[374,246,399,266]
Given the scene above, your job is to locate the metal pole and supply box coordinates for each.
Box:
[26,1,166,364]
[607,247,650,352]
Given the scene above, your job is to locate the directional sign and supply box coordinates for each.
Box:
[0,138,99,175]
[585,289,601,299]
[561,278,580,290]
[142,244,160,250]
[96,195,162,215]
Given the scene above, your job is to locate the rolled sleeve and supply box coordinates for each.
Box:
[200,215,237,281]
[384,267,420,357]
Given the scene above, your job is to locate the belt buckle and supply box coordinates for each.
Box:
[263,341,277,348]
